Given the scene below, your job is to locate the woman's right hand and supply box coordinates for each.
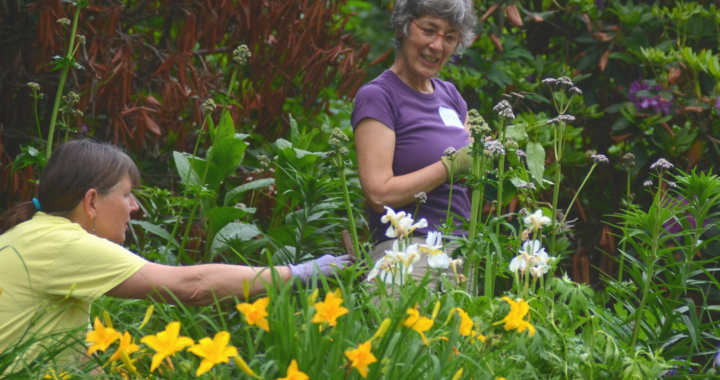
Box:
[288,254,355,282]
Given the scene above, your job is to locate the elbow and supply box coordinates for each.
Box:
[180,271,211,307]
[364,189,389,214]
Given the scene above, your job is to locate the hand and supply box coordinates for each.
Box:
[440,146,471,181]
[288,254,354,282]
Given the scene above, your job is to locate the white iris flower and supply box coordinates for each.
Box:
[419,231,450,269]
[523,209,551,233]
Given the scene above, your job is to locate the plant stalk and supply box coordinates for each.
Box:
[338,159,361,259]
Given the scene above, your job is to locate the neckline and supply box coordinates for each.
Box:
[383,70,438,100]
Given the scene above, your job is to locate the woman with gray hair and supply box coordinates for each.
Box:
[352,0,476,284]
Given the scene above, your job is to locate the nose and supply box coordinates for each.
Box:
[130,194,140,212]
[428,34,444,51]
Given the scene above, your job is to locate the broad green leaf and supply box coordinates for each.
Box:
[130,220,179,248]
[214,111,235,143]
[296,128,319,150]
[224,178,275,206]
[173,151,201,185]
[505,123,528,142]
[510,177,529,188]
[208,207,256,236]
[210,137,247,177]
[289,113,300,145]
[526,142,546,188]
[212,222,262,252]
[276,138,293,150]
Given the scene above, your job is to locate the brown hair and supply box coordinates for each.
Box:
[0,140,140,234]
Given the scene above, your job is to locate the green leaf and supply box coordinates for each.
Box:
[210,137,247,177]
[296,128,320,151]
[289,113,300,145]
[214,111,235,143]
[173,151,201,185]
[609,52,640,64]
[505,123,528,142]
[207,207,256,237]
[224,178,275,206]
[129,220,179,248]
[212,222,262,252]
[276,138,293,150]
[526,142,546,188]
[510,177,529,188]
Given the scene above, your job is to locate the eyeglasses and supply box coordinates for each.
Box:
[411,20,461,48]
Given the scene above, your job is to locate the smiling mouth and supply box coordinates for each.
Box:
[421,54,439,64]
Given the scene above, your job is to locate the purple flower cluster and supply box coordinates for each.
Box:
[628,80,672,115]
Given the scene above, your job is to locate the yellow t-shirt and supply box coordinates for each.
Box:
[0,212,147,366]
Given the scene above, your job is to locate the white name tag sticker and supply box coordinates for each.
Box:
[438,107,464,129]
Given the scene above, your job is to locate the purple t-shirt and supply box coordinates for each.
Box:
[351,70,471,243]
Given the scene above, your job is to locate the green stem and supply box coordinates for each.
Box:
[178,147,214,264]
[339,159,361,260]
[46,5,81,160]
[549,123,563,256]
[468,153,483,241]
[446,160,454,223]
[630,177,663,347]
[618,170,631,282]
[559,163,596,227]
[33,93,43,156]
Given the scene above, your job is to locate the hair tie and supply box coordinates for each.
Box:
[32,197,41,211]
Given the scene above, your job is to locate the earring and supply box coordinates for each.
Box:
[93,215,96,233]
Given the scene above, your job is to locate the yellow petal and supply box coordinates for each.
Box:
[196,359,215,377]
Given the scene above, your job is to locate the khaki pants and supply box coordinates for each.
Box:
[368,237,463,291]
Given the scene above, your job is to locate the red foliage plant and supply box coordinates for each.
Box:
[0,0,369,207]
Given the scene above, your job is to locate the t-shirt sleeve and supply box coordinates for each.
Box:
[45,235,148,302]
[351,84,396,131]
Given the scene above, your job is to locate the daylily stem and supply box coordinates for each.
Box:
[559,163,596,227]
[339,158,361,260]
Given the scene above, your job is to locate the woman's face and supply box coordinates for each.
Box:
[397,14,459,81]
[94,174,139,244]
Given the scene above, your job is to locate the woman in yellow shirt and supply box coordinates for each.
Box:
[0,140,351,368]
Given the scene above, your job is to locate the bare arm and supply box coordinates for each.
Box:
[355,118,447,213]
[106,262,291,306]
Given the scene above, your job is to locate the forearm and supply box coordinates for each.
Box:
[184,264,291,306]
[362,161,447,213]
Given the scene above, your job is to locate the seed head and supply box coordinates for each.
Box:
[557,114,576,123]
[569,86,582,95]
[498,107,515,120]
[493,100,511,112]
[484,140,505,157]
[57,18,71,27]
[444,147,457,158]
[643,180,653,187]
[331,128,350,143]
[650,158,674,171]
[202,98,217,113]
[557,76,574,87]
[232,44,251,67]
[414,192,427,203]
[590,154,608,164]
[27,82,40,91]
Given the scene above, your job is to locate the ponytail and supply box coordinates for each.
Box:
[0,202,38,234]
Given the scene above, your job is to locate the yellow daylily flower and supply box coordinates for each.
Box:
[311,289,349,327]
[109,331,140,362]
[499,297,536,337]
[452,368,463,380]
[86,316,122,355]
[449,308,485,343]
[236,297,271,332]
[140,321,194,372]
[403,305,434,346]
[234,355,261,379]
[345,340,377,378]
[278,359,309,380]
[44,368,70,379]
[188,331,239,376]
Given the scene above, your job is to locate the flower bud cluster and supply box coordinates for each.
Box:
[568,86,582,95]
[484,140,504,158]
[621,153,636,172]
[467,109,490,138]
[57,18,71,27]
[444,147,457,158]
[233,45,251,67]
[643,180,653,187]
[542,76,574,88]
[202,98,217,113]
[504,138,519,150]
[492,100,511,112]
[76,35,86,45]
[650,158,674,171]
[590,154,608,164]
[27,82,40,91]
[327,128,350,157]
[498,107,515,120]
[517,182,537,191]
[515,149,526,158]
[414,192,427,204]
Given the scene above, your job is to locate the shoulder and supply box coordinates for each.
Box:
[433,77,463,100]
[355,76,396,103]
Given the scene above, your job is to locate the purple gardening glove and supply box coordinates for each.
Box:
[288,254,354,282]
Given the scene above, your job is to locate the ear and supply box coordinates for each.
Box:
[82,188,100,219]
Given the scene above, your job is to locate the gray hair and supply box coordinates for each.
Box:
[392,0,476,55]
